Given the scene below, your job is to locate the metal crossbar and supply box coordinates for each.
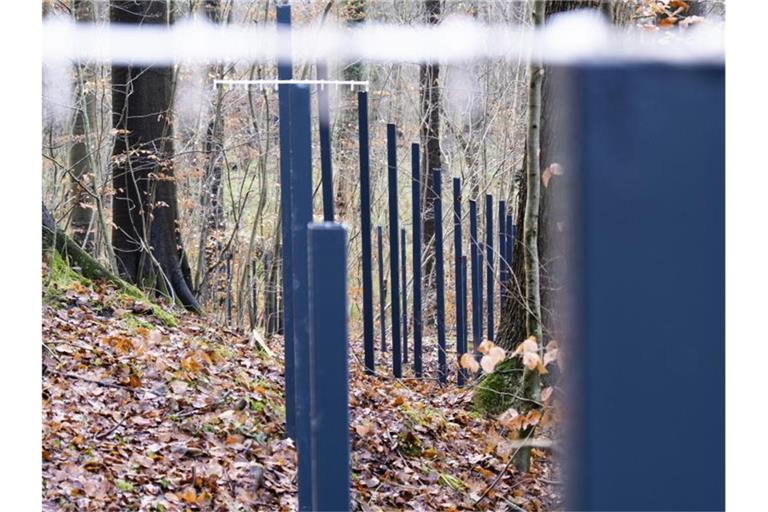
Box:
[213,79,369,91]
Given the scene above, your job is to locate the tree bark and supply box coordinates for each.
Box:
[194,0,227,305]
[68,0,96,251]
[110,0,201,312]
[497,0,601,352]
[513,0,547,473]
[419,0,443,290]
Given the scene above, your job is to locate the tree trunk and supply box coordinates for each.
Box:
[334,0,367,217]
[513,0,547,473]
[110,0,200,312]
[194,0,227,305]
[419,0,442,291]
[497,0,601,352]
[68,0,96,251]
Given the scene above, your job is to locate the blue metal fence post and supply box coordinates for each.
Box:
[452,177,465,385]
[376,226,386,353]
[316,62,334,222]
[565,63,724,511]
[400,228,408,364]
[288,85,314,511]
[478,249,483,337]
[357,92,374,375]
[308,223,350,512]
[386,124,402,378]
[432,169,447,383]
[461,255,468,359]
[469,200,481,355]
[485,194,494,341]
[507,218,514,264]
[498,200,507,312]
[411,143,423,377]
[275,3,295,440]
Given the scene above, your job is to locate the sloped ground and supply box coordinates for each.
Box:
[42,258,561,511]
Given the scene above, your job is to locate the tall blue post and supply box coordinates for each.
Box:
[376,226,386,353]
[507,217,514,269]
[469,200,481,355]
[485,194,494,341]
[275,3,295,440]
[288,85,313,511]
[452,177,465,385]
[308,223,350,512]
[461,255,468,358]
[478,250,483,336]
[386,124,402,378]
[564,63,724,511]
[400,228,408,364]
[505,218,514,314]
[432,169,446,383]
[316,62,334,222]
[498,200,507,312]
[358,92,374,375]
[411,143,423,377]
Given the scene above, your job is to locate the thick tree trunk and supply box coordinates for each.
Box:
[419,0,442,290]
[497,0,600,352]
[68,0,96,251]
[110,0,200,312]
[514,0,547,473]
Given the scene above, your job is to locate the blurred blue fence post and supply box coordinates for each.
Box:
[275,2,295,441]
[564,63,724,511]
[308,223,350,512]
[287,84,313,511]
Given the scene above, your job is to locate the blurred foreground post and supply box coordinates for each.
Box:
[275,2,295,440]
[564,63,724,511]
[308,223,350,511]
[288,85,313,511]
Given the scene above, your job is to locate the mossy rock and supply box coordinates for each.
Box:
[472,358,526,416]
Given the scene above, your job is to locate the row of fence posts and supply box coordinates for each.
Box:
[275,6,348,510]
[368,126,517,384]
[275,4,515,509]
[274,5,724,510]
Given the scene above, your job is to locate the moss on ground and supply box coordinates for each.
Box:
[44,250,92,293]
[43,249,177,328]
[472,358,526,416]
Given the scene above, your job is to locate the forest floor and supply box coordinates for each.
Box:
[41,257,561,511]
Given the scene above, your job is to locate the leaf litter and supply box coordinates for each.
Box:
[42,261,561,511]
